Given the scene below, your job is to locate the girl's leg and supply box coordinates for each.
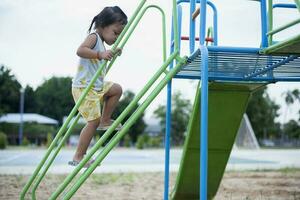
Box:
[101,83,122,125]
[73,118,100,161]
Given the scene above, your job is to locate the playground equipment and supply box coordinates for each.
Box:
[21,0,300,199]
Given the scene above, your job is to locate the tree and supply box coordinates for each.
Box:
[24,85,37,113]
[282,89,300,122]
[35,77,74,123]
[281,89,300,140]
[154,91,192,145]
[283,120,300,139]
[0,65,22,115]
[112,90,146,144]
[246,87,281,139]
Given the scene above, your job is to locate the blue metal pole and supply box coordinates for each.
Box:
[190,0,196,53]
[207,1,218,46]
[200,46,209,200]
[200,0,207,45]
[260,0,268,47]
[164,80,172,200]
[273,3,297,9]
[177,5,183,54]
[164,6,176,200]
[19,88,25,145]
[199,0,208,199]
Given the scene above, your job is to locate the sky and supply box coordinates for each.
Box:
[0,0,299,124]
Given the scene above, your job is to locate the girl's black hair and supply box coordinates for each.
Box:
[88,6,127,33]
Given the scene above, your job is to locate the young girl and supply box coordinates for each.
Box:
[69,6,127,167]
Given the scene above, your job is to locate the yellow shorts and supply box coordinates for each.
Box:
[72,82,113,122]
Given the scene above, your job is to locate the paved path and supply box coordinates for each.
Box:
[0,148,299,174]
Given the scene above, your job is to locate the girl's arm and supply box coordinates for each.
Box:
[76,34,114,60]
[76,34,98,59]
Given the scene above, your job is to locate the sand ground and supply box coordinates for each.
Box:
[1,170,300,200]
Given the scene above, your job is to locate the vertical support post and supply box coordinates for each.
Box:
[177,5,183,53]
[207,2,218,46]
[19,88,25,145]
[200,0,207,45]
[267,0,273,46]
[199,0,208,199]
[164,2,181,200]
[164,79,172,200]
[190,0,196,53]
[164,3,176,199]
[260,0,269,47]
[200,46,208,200]
[173,0,179,51]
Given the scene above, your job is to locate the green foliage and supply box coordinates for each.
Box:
[24,123,56,137]
[282,89,300,123]
[0,131,8,149]
[0,122,56,145]
[283,120,300,139]
[35,77,74,123]
[123,134,131,147]
[148,136,162,147]
[0,65,22,115]
[21,137,30,146]
[24,85,37,113]
[135,134,149,149]
[135,134,161,148]
[46,133,53,147]
[112,91,146,144]
[246,87,280,139]
[154,91,192,145]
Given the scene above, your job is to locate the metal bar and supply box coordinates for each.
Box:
[199,0,207,45]
[260,0,269,47]
[200,44,209,200]
[62,56,187,200]
[267,18,300,36]
[181,36,214,42]
[207,1,218,46]
[207,46,260,53]
[18,88,24,145]
[164,69,172,200]
[268,0,273,45]
[173,0,179,51]
[273,3,297,9]
[178,5,183,52]
[190,0,196,53]
[261,34,300,54]
[163,7,180,198]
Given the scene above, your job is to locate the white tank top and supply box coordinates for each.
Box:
[72,32,106,91]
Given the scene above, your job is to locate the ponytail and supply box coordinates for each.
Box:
[88,16,97,33]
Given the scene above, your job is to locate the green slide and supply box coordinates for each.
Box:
[171,82,264,200]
